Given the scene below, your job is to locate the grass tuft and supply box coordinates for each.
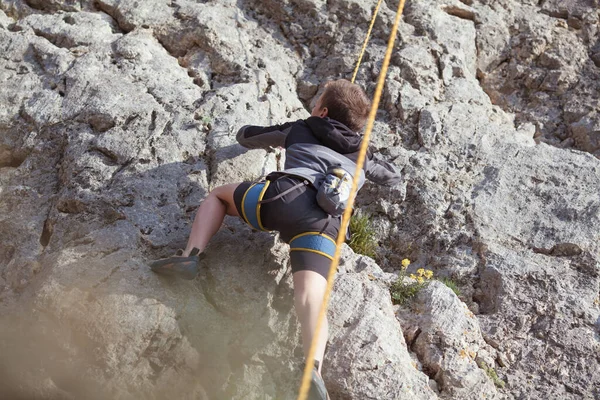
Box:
[478,360,506,389]
[348,212,377,258]
[438,277,461,297]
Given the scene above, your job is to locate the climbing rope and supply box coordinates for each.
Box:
[350,0,384,84]
[297,0,407,399]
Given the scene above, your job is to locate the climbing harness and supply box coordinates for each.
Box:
[297,0,408,399]
[240,177,310,231]
[239,181,272,231]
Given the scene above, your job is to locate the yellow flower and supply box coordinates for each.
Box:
[401,258,411,269]
[417,268,425,277]
[409,274,417,280]
[416,276,425,284]
[424,270,433,279]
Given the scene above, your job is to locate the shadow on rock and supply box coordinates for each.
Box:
[1,158,301,400]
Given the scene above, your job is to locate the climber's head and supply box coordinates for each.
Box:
[311,79,371,132]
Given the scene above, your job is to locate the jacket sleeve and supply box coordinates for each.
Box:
[365,155,402,186]
[236,121,296,149]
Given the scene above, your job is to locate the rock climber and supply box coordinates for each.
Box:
[150,79,401,399]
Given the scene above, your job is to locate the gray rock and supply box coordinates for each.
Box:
[471,143,600,399]
[472,143,600,257]
[18,11,118,48]
[0,9,11,27]
[475,243,600,399]
[475,8,511,74]
[1,0,600,399]
[94,0,174,32]
[475,0,600,154]
[417,108,442,149]
[571,113,600,155]
[338,243,399,285]
[397,281,500,399]
[328,271,436,400]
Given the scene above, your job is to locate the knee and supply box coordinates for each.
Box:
[210,184,236,202]
[206,186,227,204]
[207,190,224,203]
[294,285,325,310]
[294,285,310,305]
[293,271,327,304]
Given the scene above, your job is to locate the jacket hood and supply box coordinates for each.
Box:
[305,117,362,154]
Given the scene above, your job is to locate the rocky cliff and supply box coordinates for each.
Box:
[0,0,598,399]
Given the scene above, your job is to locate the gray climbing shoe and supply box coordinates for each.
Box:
[308,361,330,400]
[149,248,203,280]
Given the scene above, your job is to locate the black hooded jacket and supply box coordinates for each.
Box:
[236,117,401,189]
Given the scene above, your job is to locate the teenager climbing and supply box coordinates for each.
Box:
[150,79,401,399]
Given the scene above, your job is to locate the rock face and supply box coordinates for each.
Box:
[398,281,501,400]
[475,0,600,155]
[0,0,599,399]
[328,247,436,399]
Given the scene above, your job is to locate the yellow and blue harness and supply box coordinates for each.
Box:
[239,181,337,260]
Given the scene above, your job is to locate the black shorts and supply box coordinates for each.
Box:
[233,176,340,279]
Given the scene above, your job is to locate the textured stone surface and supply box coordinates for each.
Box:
[0,0,599,399]
[398,281,500,399]
[474,0,600,155]
[328,247,436,399]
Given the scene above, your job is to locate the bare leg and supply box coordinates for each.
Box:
[183,183,240,256]
[293,270,329,374]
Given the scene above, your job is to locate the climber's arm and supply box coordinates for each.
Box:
[236,121,296,149]
[365,153,402,186]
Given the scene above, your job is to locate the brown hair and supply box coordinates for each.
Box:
[318,79,371,132]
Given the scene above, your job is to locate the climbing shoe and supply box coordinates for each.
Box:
[149,248,203,280]
[308,361,330,400]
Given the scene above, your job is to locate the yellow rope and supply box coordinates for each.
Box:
[350,0,384,84]
[296,0,407,399]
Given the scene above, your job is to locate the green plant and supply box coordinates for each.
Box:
[390,278,423,305]
[348,212,377,258]
[390,261,434,305]
[439,277,461,297]
[478,360,505,389]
